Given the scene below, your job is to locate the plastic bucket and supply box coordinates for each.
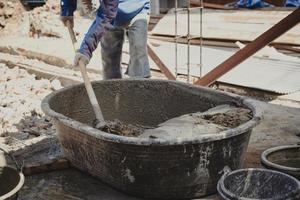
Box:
[0,166,25,200]
[217,168,300,200]
[261,145,300,180]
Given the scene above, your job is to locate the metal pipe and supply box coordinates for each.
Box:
[187,0,191,83]
[150,0,160,16]
[175,0,178,78]
[199,0,203,78]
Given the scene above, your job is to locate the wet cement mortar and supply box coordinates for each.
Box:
[98,105,252,139]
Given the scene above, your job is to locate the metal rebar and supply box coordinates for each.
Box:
[187,0,191,83]
[199,0,203,78]
[175,0,178,78]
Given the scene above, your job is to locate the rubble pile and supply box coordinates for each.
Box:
[0,0,24,32]
[24,0,64,38]
[0,63,56,143]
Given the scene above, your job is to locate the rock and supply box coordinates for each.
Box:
[4,8,14,17]
[0,16,5,28]
[0,151,6,166]
[9,132,29,140]
[50,79,62,90]
[20,13,30,37]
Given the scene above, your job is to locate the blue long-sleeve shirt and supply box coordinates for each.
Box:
[61,0,150,59]
[233,0,300,8]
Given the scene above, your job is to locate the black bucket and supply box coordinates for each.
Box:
[0,148,25,200]
[0,166,25,200]
[217,168,300,200]
[261,145,300,180]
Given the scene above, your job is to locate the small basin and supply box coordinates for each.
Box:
[217,168,300,200]
[0,166,25,200]
[261,144,300,180]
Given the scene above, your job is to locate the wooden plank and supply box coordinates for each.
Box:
[0,59,82,86]
[272,44,300,53]
[194,8,300,86]
[23,159,70,176]
[191,1,234,10]
[149,35,239,48]
[147,43,176,80]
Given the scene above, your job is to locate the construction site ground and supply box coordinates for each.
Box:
[0,1,299,199]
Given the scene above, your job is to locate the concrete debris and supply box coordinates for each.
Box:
[51,79,63,90]
[25,0,62,38]
[0,0,24,34]
[0,0,63,38]
[139,105,252,140]
[0,63,55,147]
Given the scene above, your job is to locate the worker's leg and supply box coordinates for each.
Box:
[100,27,125,79]
[126,14,151,78]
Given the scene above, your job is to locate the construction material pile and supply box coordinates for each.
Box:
[139,105,252,140]
[99,105,252,139]
[0,0,24,33]
[0,63,57,145]
[21,0,63,38]
[0,0,64,37]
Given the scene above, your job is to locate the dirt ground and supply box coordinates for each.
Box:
[0,1,299,199]
[19,169,219,200]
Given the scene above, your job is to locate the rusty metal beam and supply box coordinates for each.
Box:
[147,43,176,80]
[194,8,300,86]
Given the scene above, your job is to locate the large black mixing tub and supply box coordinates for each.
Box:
[41,79,262,199]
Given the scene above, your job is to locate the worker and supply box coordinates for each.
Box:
[60,0,151,79]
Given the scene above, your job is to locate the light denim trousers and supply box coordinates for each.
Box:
[100,13,151,79]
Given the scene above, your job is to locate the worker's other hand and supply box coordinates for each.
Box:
[74,51,90,67]
[60,16,74,28]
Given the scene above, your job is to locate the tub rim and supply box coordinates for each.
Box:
[0,166,25,199]
[217,168,300,200]
[261,144,300,173]
[41,79,262,146]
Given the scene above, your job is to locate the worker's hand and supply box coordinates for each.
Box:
[74,51,90,67]
[60,16,74,28]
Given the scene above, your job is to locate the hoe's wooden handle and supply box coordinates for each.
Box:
[78,60,105,123]
[66,21,105,125]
